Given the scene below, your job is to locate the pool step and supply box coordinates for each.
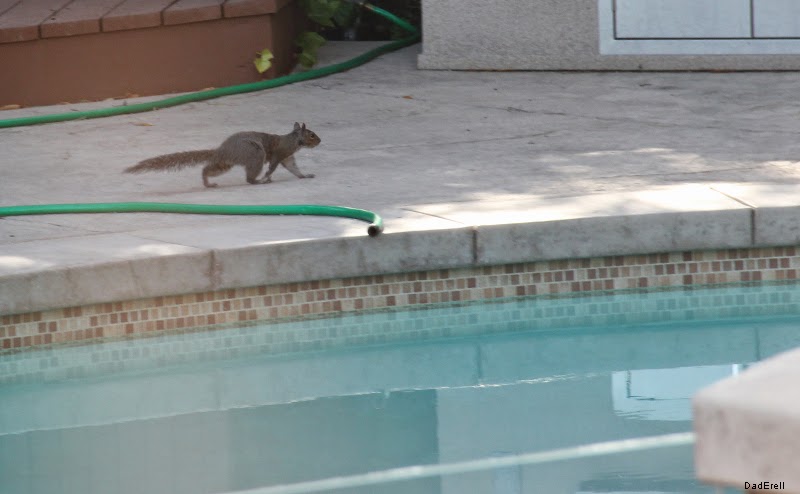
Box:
[0,0,304,107]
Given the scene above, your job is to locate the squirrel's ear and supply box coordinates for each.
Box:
[301,123,306,130]
[293,122,301,131]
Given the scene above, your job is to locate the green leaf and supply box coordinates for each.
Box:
[298,51,317,69]
[331,2,357,27]
[294,31,325,69]
[295,31,326,51]
[253,48,274,74]
[303,0,342,27]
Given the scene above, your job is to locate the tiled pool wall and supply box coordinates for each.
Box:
[2,246,800,355]
[5,276,800,387]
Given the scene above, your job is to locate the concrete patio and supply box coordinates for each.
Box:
[3,41,800,313]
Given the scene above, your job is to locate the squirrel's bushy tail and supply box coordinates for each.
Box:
[124,150,215,174]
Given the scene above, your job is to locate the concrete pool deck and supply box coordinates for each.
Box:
[3,41,800,314]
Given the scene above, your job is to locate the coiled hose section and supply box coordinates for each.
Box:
[0,2,417,236]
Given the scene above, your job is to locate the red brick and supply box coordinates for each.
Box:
[102,0,172,31]
[0,0,72,43]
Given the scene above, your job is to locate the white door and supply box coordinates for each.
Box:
[753,0,800,37]
[615,0,751,39]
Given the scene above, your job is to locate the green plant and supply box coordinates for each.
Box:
[302,0,358,28]
[296,0,360,69]
[256,1,420,73]
[295,32,327,69]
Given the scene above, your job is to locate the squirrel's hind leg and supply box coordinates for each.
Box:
[242,143,270,185]
[202,162,231,188]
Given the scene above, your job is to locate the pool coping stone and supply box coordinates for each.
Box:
[1,185,790,315]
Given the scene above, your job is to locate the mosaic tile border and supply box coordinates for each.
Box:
[1,246,799,352]
[5,283,800,386]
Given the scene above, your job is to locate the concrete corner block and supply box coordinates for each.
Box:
[0,251,213,316]
[475,210,751,265]
[213,227,475,288]
[754,206,800,246]
[419,0,598,70]
[694,347,800,492]
[0,273,33,315]
[0,233,214,315]
[125,251,215,297]
[708,185,800,246]
[3,266,137,315]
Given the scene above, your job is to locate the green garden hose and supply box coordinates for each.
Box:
[0,203,384,237]
[0,3,415,236]
[0,3,420,129]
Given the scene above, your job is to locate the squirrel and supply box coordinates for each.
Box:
[124,122,321,188]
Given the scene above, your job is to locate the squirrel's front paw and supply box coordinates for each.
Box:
[302,174,315,179]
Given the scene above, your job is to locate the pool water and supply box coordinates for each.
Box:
[2,283,799,494]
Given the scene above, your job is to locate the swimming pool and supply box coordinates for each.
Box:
[2,282,797,494]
